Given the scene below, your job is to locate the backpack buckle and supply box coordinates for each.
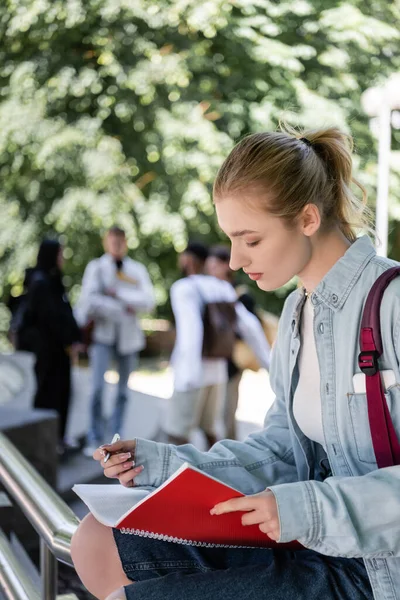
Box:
[358,350,379,376]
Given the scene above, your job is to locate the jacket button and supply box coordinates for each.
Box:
[318,323,324,334]
[331,293,338,304]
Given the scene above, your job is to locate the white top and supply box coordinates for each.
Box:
[75,254,155,355]
[170,275,271,392]
[293,295,325,448]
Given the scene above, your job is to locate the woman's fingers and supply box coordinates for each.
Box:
[241,510,263,527]
[91,439,142,485]
[210,496,255,515]
[119,465,144,487]
[259,522,279,540]
[104,459,136,479]
[101,439,135,454]
[101,452,133,470]
[93,439,136,462]
[93,447,106,462]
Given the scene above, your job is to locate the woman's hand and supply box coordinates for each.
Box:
[210,489,281,541]
[93,439,143,487]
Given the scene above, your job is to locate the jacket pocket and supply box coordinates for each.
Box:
[348,387,399,464]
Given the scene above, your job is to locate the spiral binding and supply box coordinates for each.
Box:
[119,527,258,549]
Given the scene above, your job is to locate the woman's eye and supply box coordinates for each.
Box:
[246,241,260,248]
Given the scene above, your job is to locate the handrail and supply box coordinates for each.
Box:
[0,528,41,600]
[0,432,79,567]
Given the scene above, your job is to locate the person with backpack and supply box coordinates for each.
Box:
[206,245,270,440]
[71,127,400,600]
[163,242,270,448]
[16,239,81,453]
[75,226,155,457]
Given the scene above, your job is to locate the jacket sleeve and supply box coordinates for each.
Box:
[235,302,271,370]
[133,321,298,493]
[169,280,203,391]
[115,264,155,313]
[75,261,123,324]
[268,466,400,558]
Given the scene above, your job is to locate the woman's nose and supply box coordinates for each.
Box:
[229,245,250,272]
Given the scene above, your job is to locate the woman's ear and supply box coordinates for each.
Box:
[301,204,321,237]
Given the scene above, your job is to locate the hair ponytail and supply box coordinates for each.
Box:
[300,128,372,241]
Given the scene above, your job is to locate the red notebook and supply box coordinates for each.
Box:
[74,463,301,549]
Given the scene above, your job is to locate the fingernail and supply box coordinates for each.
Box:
[123,462,134,469]
[100,449,106,457]
[120,452,131,460]
[210,508,216,515]
[134,465,144,472]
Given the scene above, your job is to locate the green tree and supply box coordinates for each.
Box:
[0,0,399,343]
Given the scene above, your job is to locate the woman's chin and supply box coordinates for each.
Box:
[256,280,272,291]
[257,278,284,292]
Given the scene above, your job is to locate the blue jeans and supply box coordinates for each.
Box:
[113,531,373,600]
[87,343,137,445]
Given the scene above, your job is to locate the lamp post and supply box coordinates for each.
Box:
[361,74,400,257]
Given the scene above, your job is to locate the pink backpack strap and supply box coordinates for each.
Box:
[359,266,400,468]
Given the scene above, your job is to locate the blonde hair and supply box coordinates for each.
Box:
[213,126,373,242]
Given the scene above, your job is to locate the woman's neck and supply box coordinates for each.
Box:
[299,228,352,295]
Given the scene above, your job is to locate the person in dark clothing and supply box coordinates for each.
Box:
[21,239,81,451]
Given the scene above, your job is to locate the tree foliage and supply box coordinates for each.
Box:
[1,0,400,339]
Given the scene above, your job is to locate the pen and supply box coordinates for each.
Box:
[103,433,120,463]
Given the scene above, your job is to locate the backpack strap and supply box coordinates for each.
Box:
[359,266,400,468]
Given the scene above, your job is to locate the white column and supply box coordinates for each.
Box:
[375,101,391,257]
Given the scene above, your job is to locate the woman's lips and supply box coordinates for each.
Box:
[247,273,263,281]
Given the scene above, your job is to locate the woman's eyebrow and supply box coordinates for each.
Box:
[230,229,258,237]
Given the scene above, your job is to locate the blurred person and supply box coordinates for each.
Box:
[162,242,270,447]
[206,245,269,439]
[17,239,81,453]
[75,227,155,456]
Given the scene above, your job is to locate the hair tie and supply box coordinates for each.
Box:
[299,137,312,147]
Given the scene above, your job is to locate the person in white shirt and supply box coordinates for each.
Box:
[206,245,270,440]
[164,242,270,447]
[75,227,155,455]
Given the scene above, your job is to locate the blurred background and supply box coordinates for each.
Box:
[1,0,400,343]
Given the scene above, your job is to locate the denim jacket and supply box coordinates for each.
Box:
[134,236,400,600]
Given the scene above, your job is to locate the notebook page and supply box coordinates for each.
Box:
[73,484,152,527]
[72,464,195,527]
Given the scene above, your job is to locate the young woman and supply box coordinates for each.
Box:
[20,239,81,451]
[71,127,400,600]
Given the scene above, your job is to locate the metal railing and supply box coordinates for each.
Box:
[0,432,80,600]
[0,529,40,600]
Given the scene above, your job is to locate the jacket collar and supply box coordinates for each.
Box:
[102,253,125,265]
[303,235,376,312]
